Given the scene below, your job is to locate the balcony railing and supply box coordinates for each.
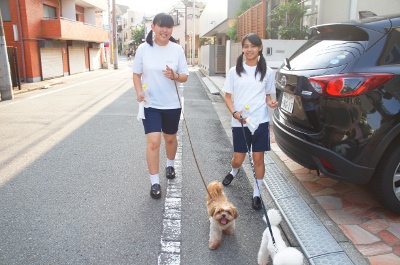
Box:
[41,17,108,43]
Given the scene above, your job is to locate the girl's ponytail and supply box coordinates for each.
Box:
[169,36,177,43]
[257,51,267,81]
[146,30,153,46]
[235,52,245,77]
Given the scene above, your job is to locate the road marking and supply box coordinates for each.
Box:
[158,92,185,264]
[158,121,183,265]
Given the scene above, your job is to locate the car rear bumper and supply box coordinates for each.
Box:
[272,115,374,184]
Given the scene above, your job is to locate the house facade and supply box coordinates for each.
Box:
[169,2,204,65]
[199,0,400,76]
[1,0,108,83]
[120,9,147,53]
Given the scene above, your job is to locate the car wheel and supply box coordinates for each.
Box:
[370,139,400,214]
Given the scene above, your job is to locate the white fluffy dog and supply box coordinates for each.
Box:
[258,209,304,265]
[206,181,239,250]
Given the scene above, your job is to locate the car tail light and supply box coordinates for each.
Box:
[319,158,338,174]
[309,73,394,97]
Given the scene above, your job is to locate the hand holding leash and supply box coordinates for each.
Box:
[163,65,179,80]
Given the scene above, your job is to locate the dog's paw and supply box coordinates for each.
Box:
[209,240,221,250]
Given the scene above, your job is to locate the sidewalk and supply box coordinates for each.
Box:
[12,69,114,96]
[204,73,400,265]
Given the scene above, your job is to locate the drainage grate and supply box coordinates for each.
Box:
[263,153,354,265]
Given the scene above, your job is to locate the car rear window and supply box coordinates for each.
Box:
[288,25,369,70]
[378,27,400,65]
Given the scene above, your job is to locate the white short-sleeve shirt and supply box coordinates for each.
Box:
[223,62,275,127]
[132,41,189,109]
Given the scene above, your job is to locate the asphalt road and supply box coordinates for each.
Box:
[0,61,278,264]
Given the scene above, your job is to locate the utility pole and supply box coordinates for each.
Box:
[182,0,190,61]
[112,0,118,69]
[192,0,195,66]
[108,0,113,65]
[0,8,13,101]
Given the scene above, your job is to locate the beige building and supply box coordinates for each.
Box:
[120,10,147,52]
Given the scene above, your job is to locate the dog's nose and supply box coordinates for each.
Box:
[222,214,226,218]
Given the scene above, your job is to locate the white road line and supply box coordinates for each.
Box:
[158,99,185,265]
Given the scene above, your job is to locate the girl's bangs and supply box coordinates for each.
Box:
[155,15,174,28]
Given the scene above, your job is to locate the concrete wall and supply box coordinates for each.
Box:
[227,39,307,74]
[318,0,400,24]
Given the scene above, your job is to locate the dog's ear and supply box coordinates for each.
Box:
[232,206,239,219]
[208,204,217,217]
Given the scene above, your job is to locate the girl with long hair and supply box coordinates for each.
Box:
[221,33,278,210]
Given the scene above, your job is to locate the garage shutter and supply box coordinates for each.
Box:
[68,47,85,75]
[89,48,101,70]
[40,48,63,80]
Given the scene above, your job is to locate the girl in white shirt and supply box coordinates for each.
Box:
[133,13,189,199]
[222,33,278,210]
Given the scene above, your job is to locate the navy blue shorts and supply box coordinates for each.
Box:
[142,107,181,135]
[232,122,271,152]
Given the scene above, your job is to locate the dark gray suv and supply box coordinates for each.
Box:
[273,14,400,213]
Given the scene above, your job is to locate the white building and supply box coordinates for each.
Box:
[199,0,400,76]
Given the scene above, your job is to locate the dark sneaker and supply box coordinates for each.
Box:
[252,196,262,210]
[166,166,176,179]
[150,184,161,199]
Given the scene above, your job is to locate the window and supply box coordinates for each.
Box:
[0,0,11,21]
[43,4,56,20]
[379,27,400,65]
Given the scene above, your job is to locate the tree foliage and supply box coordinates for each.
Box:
[131,26,145,47]
[227,0,261,41]
[226,21,237,42]
[236,0,261,16]
[269,1,307,40]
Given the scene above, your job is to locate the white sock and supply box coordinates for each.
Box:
[230,167,239,177]
[253,179,263,197]
[150,174,159,185]
[166,159,174,167]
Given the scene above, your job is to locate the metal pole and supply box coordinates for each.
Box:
[112,0,118,69]
[0,8,14,100]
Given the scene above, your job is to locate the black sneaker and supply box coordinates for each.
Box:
[252,196,262,210]
[166,166,175,179]
[150,184,161,199]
